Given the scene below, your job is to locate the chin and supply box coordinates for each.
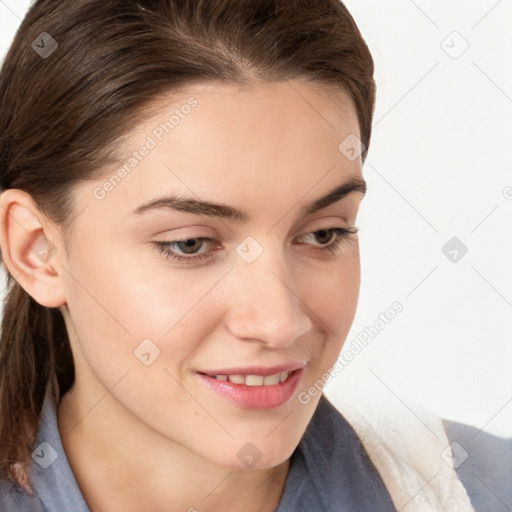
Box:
[210,431,300,472]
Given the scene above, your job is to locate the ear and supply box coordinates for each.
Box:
[0,189,67,308]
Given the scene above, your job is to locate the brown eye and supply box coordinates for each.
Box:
[297,227,359,252]
[152,237,217,264]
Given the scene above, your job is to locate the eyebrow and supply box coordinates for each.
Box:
[131,176,366,222]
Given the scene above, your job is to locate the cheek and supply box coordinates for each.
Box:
[297,249,361,371]
[62,245,224,382]
[301,247,361,334]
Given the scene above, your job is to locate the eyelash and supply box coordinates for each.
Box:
[152,227,359,265]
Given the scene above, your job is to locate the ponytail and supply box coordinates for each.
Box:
[0,271,74,491]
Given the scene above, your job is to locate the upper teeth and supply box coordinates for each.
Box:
[213,371,290,386]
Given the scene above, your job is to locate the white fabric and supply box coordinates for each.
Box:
[328,382,476,512]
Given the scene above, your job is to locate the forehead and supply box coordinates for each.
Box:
[118,80,359,153]
[74,80,363,226]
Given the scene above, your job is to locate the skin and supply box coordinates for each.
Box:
[0,79,365,512]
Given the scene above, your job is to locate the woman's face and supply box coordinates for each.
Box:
[56,80,365,470]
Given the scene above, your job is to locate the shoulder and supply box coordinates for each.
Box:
[0,472,44,512]
[443,419,512,512]
[325,387,476,512]
[295,395,397,511]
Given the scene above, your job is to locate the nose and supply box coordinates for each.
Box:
[224,251,313,349]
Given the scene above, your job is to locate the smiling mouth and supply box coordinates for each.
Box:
[197,367,304,410]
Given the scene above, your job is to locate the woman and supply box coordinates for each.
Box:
[0,1,489,510]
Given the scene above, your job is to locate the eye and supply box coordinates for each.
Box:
[295,227,359,255]
[152,226,359,265]
[152,237,218,265]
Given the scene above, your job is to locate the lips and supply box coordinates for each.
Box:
[197,363,305,410]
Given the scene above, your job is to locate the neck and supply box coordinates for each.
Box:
[57,385,290,512]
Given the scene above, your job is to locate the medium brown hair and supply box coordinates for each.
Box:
[0,0,375,492]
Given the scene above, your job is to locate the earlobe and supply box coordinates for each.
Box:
[0,189,67,308]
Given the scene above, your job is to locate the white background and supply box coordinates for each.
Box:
[1,0,511,437]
